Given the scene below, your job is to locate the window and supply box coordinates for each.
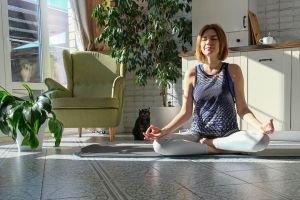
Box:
[0,0,80,92]
[8,0,41,83]
[47,0,80,84]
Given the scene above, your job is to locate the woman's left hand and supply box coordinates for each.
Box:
[261,119,274,134]
[143,125,164,140]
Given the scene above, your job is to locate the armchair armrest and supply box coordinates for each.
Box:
[111,76,125,100]
[44,78,72,98]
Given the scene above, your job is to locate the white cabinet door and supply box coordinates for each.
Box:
[225,52,248,130]
[181,56,199,129]
[291,48,300,130]
[227,31,248,47]
[192,0,248,36]
[247,49,291,131]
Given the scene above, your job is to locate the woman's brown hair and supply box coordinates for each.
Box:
[195,24,228,63]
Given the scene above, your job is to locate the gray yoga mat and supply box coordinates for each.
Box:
[76,144,160,158]
[76,143,300,158]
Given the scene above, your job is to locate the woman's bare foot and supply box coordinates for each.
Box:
[207,146,250,155]
[200,138,215,148]
[200,137,250,155]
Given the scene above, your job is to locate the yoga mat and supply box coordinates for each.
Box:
[76,144,160,158]
[75,143,300,158]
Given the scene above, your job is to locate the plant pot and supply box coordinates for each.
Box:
[150,106,192,131]
[16,121,48,152]
[150,106,182,131]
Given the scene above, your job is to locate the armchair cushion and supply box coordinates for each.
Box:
[72,52,117,97]
[44,78,72,98]
[52,97,119,109]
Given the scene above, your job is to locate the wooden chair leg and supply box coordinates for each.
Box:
[109,127,115,142]
[78,128,82,137]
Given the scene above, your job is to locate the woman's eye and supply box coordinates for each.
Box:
[201,37,218,41]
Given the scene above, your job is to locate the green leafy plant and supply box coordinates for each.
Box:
[0,84,64,149]
[92,0,192,106]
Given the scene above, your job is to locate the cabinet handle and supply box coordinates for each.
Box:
[243,16,246,28]
[259,58,273,62]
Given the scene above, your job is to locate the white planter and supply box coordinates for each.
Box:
[150,106,182,131]
[16,121,47,152]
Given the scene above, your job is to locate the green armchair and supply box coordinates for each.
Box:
[45,50,125,142]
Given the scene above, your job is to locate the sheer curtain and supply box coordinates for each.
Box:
[49,0,106,85]
[69,0,105,51]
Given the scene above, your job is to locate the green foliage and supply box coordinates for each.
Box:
[92,0,192,106]
[0,84,64,149]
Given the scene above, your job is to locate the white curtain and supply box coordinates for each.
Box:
[69,0,104,51]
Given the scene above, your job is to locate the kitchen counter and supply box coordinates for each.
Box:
[230,39,300,52]
[179,39,300,57]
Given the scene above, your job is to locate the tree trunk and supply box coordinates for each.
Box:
[161,84,167,107]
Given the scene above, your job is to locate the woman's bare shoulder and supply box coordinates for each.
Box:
[227,63,240,71]
[183,65,197,86]
[186,65,197,77]
[227,63,243,79]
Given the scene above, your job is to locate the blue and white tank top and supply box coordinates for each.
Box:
[191,62,239,138]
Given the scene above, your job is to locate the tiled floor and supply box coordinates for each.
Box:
[1,129,300,200]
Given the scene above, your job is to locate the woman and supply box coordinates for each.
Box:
[144,24,274,155]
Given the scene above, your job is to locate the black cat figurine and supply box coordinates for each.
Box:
[132,108,150,140]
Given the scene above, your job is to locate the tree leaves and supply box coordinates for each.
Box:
[92,0,192,106]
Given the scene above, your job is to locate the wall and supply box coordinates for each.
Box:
[257,0,300,42]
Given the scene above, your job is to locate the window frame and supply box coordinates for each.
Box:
[0,0,52,92]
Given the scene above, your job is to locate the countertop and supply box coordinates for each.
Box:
[179,39,300,57]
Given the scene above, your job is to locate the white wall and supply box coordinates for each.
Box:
[0,1,5,88]
[257,0,300,42]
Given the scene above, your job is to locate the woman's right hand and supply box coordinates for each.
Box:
[261,119,274,134]
[143,125,165,140]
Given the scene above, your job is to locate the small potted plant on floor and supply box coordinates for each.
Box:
[0,84,64,151]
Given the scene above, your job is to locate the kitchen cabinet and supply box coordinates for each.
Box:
[192,0,248,48]
[291,48,300,130]
[181,56,198,129]
[247,49,291,131]
[225,52,248,130]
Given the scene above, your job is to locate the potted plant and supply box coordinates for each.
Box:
[0,84,64,150]
[92,0,192,106]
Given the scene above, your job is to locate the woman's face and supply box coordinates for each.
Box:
[200,29,220,58]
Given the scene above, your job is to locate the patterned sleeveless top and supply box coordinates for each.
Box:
[191,62,239,138]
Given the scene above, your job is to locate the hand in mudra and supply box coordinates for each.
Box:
[261,119,274,134]
[143,125,164,140]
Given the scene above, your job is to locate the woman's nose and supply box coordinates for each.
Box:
[206,38,213,44]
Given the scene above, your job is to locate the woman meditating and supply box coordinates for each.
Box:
[144,24,274,155]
